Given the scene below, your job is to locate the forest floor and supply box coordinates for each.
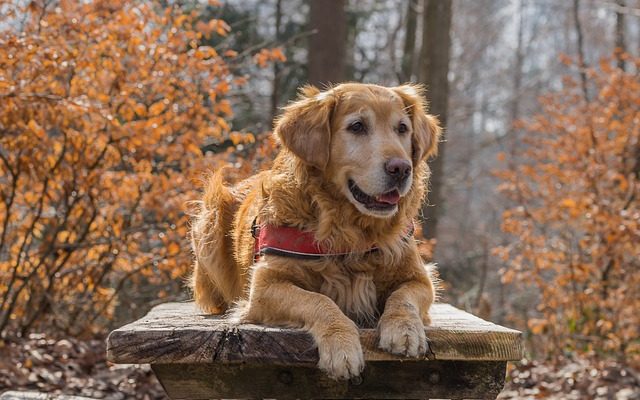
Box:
[0,334,166,399]
[1,334,638,399]
[500,356,640,399]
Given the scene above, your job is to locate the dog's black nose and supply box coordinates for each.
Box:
[385,158,412,182]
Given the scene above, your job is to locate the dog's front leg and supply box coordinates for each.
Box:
[378,279,434,358]
[243,266,365,380]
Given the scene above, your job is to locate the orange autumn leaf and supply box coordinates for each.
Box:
[148,101,166,116]
[253,47,287,68]
[167,242,180,256]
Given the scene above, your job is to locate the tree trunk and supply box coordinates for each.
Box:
[419,0,452,240]
[572,0,589,102]
[400,0,419,82]
[307,0,347,87]
[615,0,626,71]
[508,0,525,156]
[271,0,283,120]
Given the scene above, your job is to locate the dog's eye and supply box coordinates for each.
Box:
[348,121,366,134]
[398,122,409,134]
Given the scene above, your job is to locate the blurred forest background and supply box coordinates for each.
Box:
[1,0,639,398]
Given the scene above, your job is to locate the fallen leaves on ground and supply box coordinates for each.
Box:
[0,334,167,399]
[500,356,640,400]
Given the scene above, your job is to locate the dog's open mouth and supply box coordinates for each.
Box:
[348,179,400,211]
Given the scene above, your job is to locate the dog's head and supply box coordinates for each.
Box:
[274,83,441,218]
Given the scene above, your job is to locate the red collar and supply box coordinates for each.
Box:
[252,220,414,262]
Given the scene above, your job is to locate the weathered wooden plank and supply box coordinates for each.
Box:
[107,302,523,365]
[151,360,507,399]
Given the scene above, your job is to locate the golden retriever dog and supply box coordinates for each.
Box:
[190,83,441,380]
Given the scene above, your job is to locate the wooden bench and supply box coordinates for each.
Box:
[106,302,523,399]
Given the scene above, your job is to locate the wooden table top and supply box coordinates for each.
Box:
[107,302,523,365]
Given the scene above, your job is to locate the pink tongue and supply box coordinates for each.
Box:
[376,190,400,205]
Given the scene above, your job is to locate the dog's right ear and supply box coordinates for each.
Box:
[274,85,335,171]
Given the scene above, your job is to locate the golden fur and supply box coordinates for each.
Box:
[190,83,441,380]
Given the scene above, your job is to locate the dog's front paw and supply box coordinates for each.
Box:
[316,326,364,380]
[378,314,427,358]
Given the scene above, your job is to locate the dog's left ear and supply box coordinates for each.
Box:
[393,84,442,163]
[274,86,336,170]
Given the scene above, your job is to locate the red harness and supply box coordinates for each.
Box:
[252,220,415,262]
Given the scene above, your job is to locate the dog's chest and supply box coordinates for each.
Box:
[319,268,378,327]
